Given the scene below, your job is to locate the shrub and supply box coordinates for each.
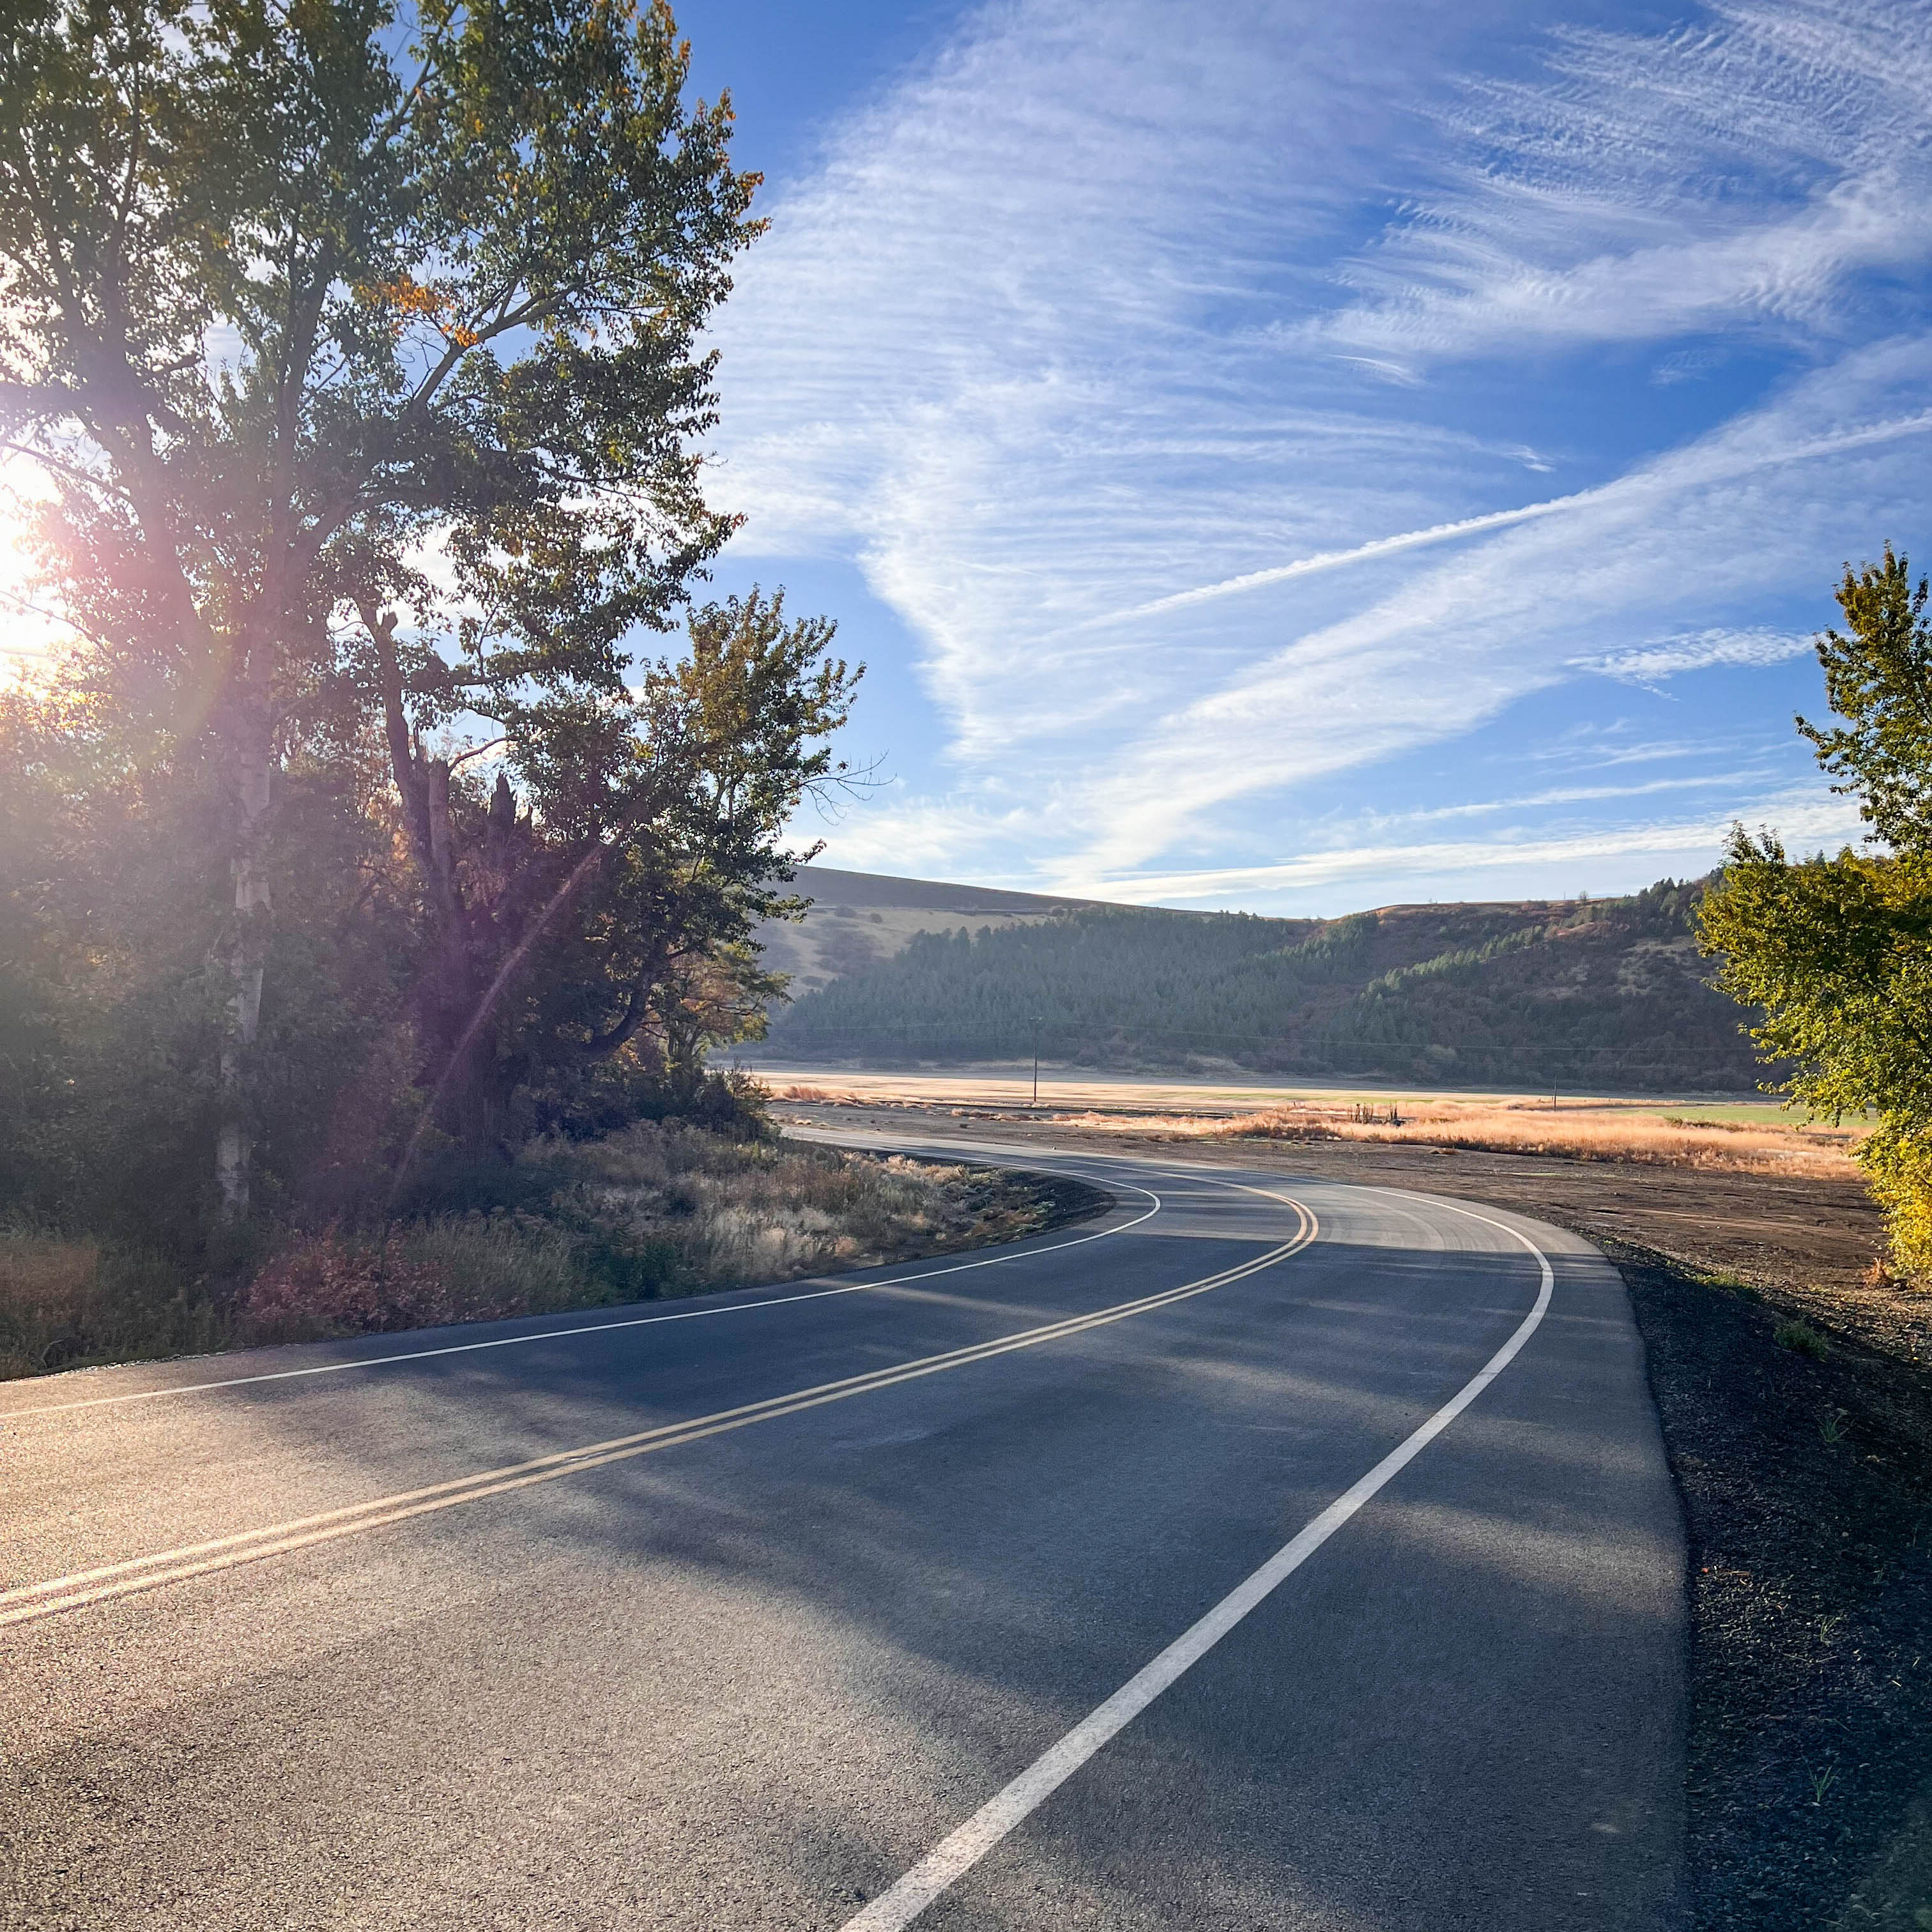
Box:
[1774,1318,1830,1360]
[7,1123,1075,1375]
[224,1126,1056,1351]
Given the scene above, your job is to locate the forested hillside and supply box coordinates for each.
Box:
[763,877,1768,1091]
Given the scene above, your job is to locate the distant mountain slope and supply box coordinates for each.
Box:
[760,875,1768,1092]
[755,864,1128,993]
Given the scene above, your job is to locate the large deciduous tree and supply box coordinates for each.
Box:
[1,0,762,1212]
[1702,546,1932,1271]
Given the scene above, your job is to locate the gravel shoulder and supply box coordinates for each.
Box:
[1618,1243,1932,1931]
[779,1101,1932,1929]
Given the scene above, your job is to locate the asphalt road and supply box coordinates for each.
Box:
[0,1137,1685,1931]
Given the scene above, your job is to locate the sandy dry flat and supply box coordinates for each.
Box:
[735,1059,1809,1122]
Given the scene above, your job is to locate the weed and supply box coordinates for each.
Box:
[1775,1318,1830,1360]
[1809,1764,1839,1805]
[1820,1408,1853,1446]
[1864,1255,1903,1294]
[1698,1269,1761,1300]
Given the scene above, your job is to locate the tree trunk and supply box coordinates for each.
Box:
[216,721,275,1220]
[367,608,493,1142]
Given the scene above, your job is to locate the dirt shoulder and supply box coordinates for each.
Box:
[779,1101,1932,1930]
[1620,1242,1932,1930]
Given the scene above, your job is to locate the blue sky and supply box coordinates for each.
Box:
[675,0,1932,914]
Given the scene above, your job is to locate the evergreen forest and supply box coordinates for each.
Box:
[766,877,1764,1091]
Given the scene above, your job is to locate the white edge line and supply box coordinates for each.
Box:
[3,1171,1159,1419]
[838,1194,1556,1932]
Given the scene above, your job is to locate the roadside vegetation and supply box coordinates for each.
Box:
[0,1121,1101,1378]
[1702,546,1932,1281]
[0,0,917,1363]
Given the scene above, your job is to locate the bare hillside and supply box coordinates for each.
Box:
[756,864,1124,993]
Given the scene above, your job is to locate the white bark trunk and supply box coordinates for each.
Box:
[217,737,274,1221]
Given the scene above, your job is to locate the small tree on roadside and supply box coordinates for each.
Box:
[1701,546,1932,1271]
[1,0,759,1215]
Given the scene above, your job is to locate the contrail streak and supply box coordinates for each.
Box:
[1068,408,1932,632]
[1108,495,1594,622]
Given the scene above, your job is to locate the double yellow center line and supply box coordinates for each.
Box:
[2,1199,1316,1629]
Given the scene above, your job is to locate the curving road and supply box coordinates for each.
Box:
[0,1137,1684,1931]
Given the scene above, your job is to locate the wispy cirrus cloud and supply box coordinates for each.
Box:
[1310,1,1932,371]
[1059,345,1932,877]
[1577,628,1813,686]
[704,0,1932,910]
[1066,786,1865,908]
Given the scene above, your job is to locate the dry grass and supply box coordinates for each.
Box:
[0,1231,103,1378]
[1,1123,1083,1376]
[570,1123,1048,1284]
[1328,1105,1857,1177]
[227,1123,1070,1350]
[1036,1101,1861,1178]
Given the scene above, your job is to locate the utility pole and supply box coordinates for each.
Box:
[1032,1015,1040,1108]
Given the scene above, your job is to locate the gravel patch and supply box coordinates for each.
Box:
[1612,1245,1932,1930]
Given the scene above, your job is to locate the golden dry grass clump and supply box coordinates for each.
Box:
[1039,1100,1860,1178]
[237,1129,1054,1347]
[0,1124,1068,1374]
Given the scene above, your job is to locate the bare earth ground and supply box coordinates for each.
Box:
[739,1059,1805,1119]
[772,1094,1932,1931]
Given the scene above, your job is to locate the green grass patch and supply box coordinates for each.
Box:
[1775,1317,1832,1360]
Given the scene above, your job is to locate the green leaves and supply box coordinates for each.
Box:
[3,0,760,734]
[1798,546,1932,856]
[1,1,798,1202]
[1701,545,1932,1271]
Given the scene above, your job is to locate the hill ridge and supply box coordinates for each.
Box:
[760,871,1763,1093]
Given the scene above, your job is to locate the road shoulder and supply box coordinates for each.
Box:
[1617,1243,1932,1932]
